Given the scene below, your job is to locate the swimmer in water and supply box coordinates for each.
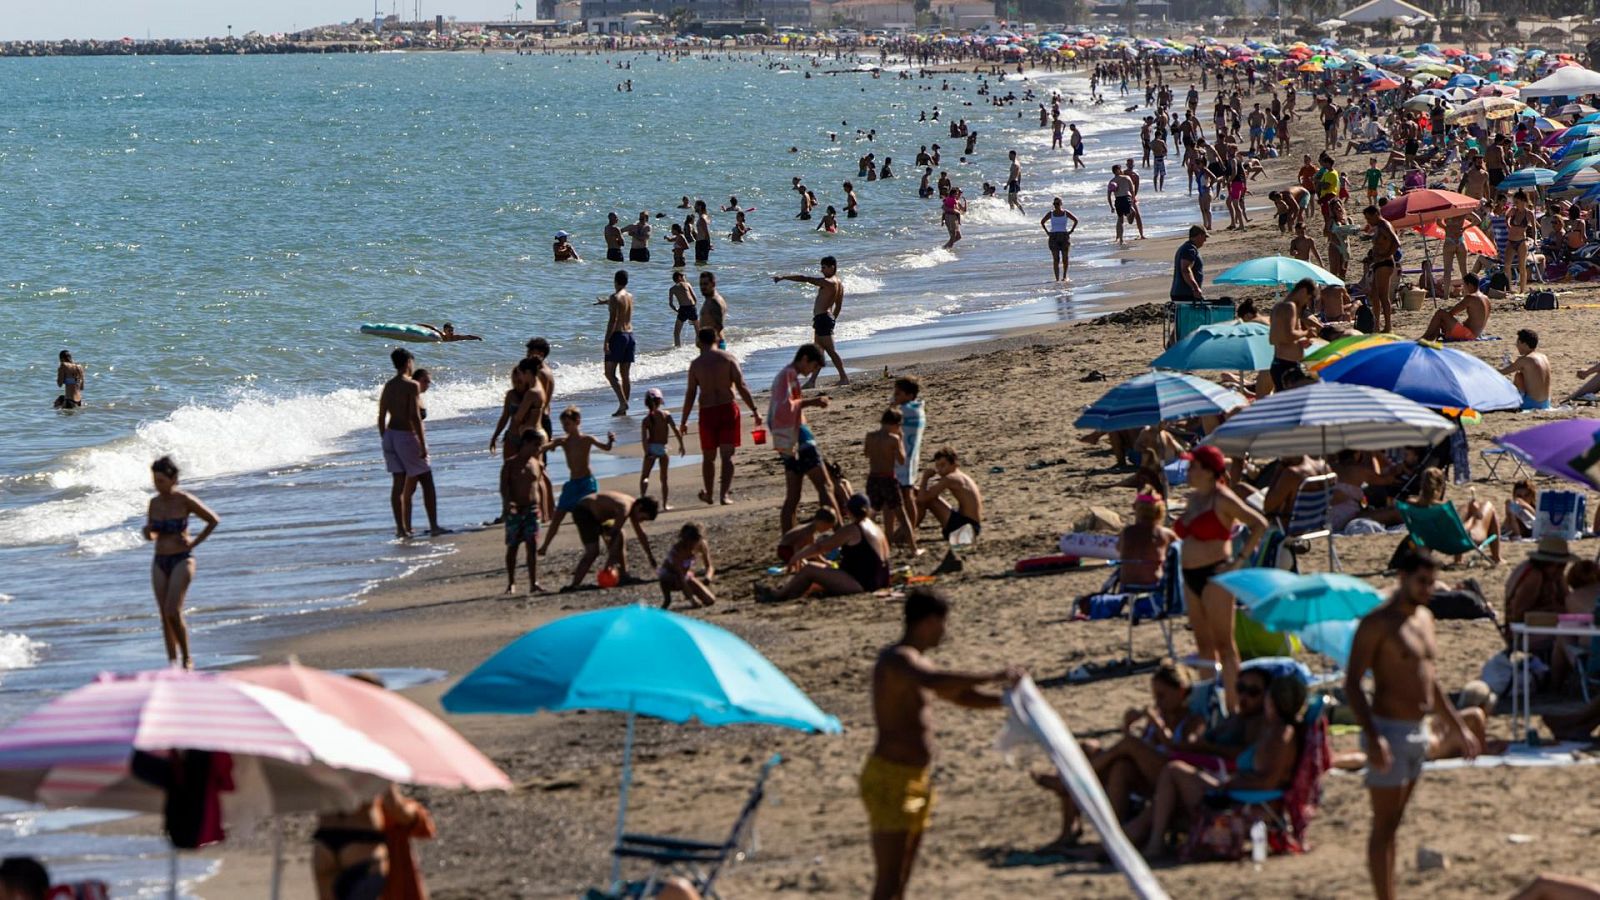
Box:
[55,349,85,409]
[415,323,483,342]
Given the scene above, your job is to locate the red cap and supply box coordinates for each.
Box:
[1181,445,1228,478]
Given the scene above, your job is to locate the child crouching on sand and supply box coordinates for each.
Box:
[659,522,715,609]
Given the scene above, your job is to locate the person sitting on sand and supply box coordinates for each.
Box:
[552,231,581,262]
[415,323,482,342]
[1032,660,1204,849]
[1504,479,1538,539]
[759,494,890,601]
[1118,494,1177,587]
[500,427,547,594]
[779,507,836,565]
[1501,328,1552,411]
[1413,467,1501,564]
[565,491,659,591]
[1421,273,1490,343]
[1125,674,1306,859]
[658,521,714,610]
[916,447,983,544]
[1333,679,1507,771]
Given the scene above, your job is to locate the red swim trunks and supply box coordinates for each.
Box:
[698,402,741,451]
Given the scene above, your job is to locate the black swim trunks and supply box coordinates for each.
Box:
[942,510,981,541]
[606,331,637,365]
[694,238,711,264]
[606,247,624,263]
[677,303,698,323]
[1048,232,1071,252]
[781,444,822,476]
[628,247,649,263]
[571,505,606,547]
[867,474,902,511]
[1115,196,1133,216]
[1269,356,1304,392]
[813,312,837,337]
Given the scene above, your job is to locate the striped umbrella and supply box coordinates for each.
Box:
[0,668,409,814]
[1201,381,1454,456]
[1075,371,1246,431]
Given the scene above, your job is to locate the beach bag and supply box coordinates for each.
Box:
[1235,613,1299,660]
[1355,298,1376,334]
[1182,805,1263,863]
[1536,490,1587,540]
[1487,271,1511,293]
[1525,290,1559,311]
[1428,580,1497,621]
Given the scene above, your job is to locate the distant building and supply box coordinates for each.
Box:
[580,0,811,27]
[812,0,991,27]
[1338,0,1435,22]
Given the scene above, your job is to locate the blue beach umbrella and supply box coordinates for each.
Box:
[1318,340,1522,411]
[442,604,840,885]
[1560,124,1600,141]
[1075,371,1246,431]
[1214,255,1344,287]
[1556,152,1600,179]
[1215,569,1385,631]
[1294,618,1359,668]
[1151,322,1274,371]
[1552,138,1600,161]
[1496,167,1557,190]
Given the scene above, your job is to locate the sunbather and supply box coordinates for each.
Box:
[1117,495,1177,587]
[1503,480,1536,539]
[1414,467,1501,564]
[1332,679,1506,769]
[1124,674,1305,858]
[1259,454,1332,530]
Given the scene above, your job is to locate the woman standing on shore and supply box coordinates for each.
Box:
[142,456,219,669]
[1174,446,1265,714]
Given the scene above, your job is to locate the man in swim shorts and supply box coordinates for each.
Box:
[863,588,1019,900]
[773,256,849,386]
[1346,552,1478,900]
[600,269,636,416]
[1421,273,1490,344]
[377,347,430,538]
[622,211,651,263]
[1501,327,1552,410]
[566,490,659,590]
[692,200,713,265]
[1006,150,1024,213]
[680,327,763,506]
[603,212,625,263]
[916,447,983,543]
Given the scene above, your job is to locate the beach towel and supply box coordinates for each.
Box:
[1423,742,1598,771]
[998,678,1171,900]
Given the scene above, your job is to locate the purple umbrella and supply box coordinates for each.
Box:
[1493,419,1600,487]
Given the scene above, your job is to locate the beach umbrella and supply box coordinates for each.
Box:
[441,604,841,887]
[1552,169,1600,198]
[1551,138,1600,161]
[1402,94,1439,111]
[1369,77,1403,91]
[1492,420,1600,488]
[1446,73,1482,88]
[1495,167,1558,190]
[1414,220,1500,258]
[1523,66,1600,98]
[227,660,510,791]
[1379,189,1480,228]
[1560,124,1600,142]
[1557,152,1600,179]
[1302,332,1404,371]
[1445,96,1527,123]
[1318,340,1522,412]
[1213,255,1343,287]
[1074,371,1246,431]
[1558,102,1600,118]
[1291,618,1359,668]
[1151,322,1274,372]
[1202,380,1454,457]
[1217,569,1385,632]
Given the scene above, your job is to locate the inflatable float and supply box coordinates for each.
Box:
[360,323,439,343]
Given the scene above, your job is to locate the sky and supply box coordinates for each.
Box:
[5,1,535,41]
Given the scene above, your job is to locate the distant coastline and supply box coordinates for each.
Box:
[0,38,386,57]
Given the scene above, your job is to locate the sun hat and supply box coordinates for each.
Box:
[1530,536,1576,564]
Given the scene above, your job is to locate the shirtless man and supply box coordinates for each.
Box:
[1288,222,1323,266]
[1108,165,1136,247]
[377,348,429,538]
[680,328,763,505]
[416,323,482,342]
[622,211,652,263]
[862,588,1019,900]
[599,269,635,416]
[1421,273,1489,343]
[500,428,548,594]
[1439,214,1472,298]
[1268,278,1318,393]
[1006,150,1024,213]
[1124,157,1147,239]
[566,490,659,590]
[55,349,85,409]
[1502,328,1552,410]
[697,271,728,346]
[1345,552,1478,900]
[693,200,713,265]
[916,447,983,543]
[603,213,625,263]
[1365,204,1400,333]
[774,256,849,386]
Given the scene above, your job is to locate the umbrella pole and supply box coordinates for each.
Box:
[270,818,284,900]
[609,708,637,890]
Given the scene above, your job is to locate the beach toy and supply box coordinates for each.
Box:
[360,323,441,343]
[596,567,620,589]
[751,426,767,445]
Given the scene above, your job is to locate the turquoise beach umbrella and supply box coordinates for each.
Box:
[1151,322,1274,371]
[443,605,840,886]
[1075,371,1246,431]
[1213,255,1344,287]
[1215,569,1385,631]
[1496,167,1557,190]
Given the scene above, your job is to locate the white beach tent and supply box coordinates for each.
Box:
[1336,0,1434,22]
[1520,66,1600,99]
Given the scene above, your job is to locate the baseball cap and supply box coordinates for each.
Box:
[554,230,570,239]
[1180,445,1228,478]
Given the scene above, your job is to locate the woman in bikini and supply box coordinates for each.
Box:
[312,796,389,900]
[1507,190,1537,290]
[141,456,219,669]
[1414,467,1501,564]
[1174,446,1267,713]
[758,494,889,601]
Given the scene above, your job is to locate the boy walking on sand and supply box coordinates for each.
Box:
[640,388,686,508]
[894,378,926,538]
[866,408,918,556]
[539,406,616,555]
[1364,158,1383,207]
[500,427,548,594]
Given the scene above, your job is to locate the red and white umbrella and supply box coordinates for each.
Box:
[1415,220,1498,257]
[1381,188,1481,228]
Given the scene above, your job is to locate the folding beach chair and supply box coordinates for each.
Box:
[1078,544,1184,671]
[1396,501,1498,566]
[611,754,781,899]
[1284,473,1341,574]
[1479,447,1531,483]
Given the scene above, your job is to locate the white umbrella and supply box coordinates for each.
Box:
[1201,381,1454,457]
[1521,66,1600,98]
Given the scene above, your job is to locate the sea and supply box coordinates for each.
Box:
[0,48,1202,892]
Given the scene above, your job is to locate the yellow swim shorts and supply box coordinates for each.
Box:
[859,755,934,834]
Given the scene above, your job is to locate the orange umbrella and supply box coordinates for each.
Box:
[1414,220,1497,257]
[1370,77,1403,91]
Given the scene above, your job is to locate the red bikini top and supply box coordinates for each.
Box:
[1174,508,1231,543]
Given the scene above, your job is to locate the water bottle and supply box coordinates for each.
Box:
[1250,820,1268,866]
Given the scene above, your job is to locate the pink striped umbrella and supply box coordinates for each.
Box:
[227,661,510,791]
[0,668,410,814]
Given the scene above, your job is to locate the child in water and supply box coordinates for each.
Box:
[658,522,715,609]
[639,388,686,508]
[731,211,749,243]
